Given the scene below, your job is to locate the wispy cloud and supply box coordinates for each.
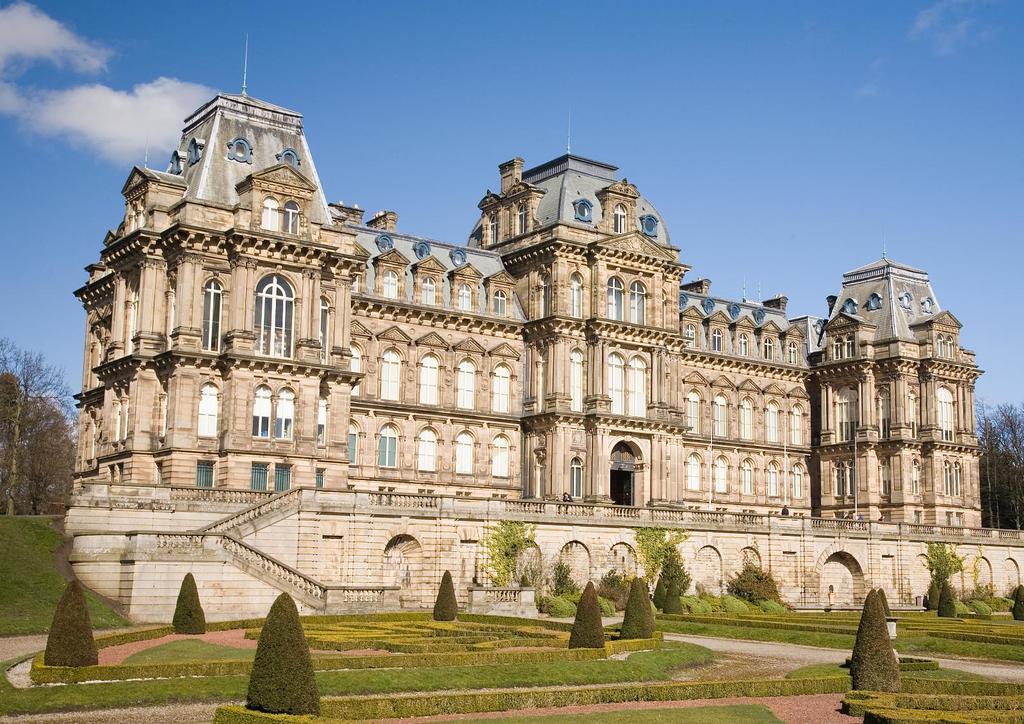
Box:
[910,0,991,55]
[856,82,879,99]
[0,2,212,164]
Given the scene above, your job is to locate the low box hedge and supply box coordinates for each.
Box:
[926,630,1024,647]
[657,613,856,636]
[604,634,662,655]
[844,690,1024,723]
[841,656,939,672]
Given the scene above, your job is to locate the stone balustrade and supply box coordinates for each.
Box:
[467,586,537,616]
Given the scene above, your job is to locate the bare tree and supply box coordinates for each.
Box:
[978,400,1024,530]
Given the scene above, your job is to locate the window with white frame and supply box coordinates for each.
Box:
[739,398,753,439]
[261,197,279,231]
[455,432,473,474]
[517,203,528,234]
[492,364,511,413]
[252,385,272,438]
[836,388,856,442]
[493,289,507,316]
[347,424,358,464]
[712,328,723,352]
[458,283,473,311]
[380,349,401,401]
[316,398,327,446]
[792,464,804,499]
[607,277,624,321]
[911,460,920,494]
[613,204,627,233]
[198,384,218,437]
[627,356,646,416]
[417,428,437,472]
[788,341,798,364]
[833,337,843,359]
[419,354,439,405]
[382,270,399,299]
[569,350,584,412]
[254,275,294,357]
[766,401,779,442]
[790,404,803,445]
[569,273,583,317]
[570,458,583,498]
[540,273,552,316]
[274,389,294,439]
[492,435,510,477]
[421,277,436,305]
[488,213,499,244]
[686,454,701,490]
[937,387,955,441]
[714,456,728,493]
[878,388,891,438]
[350,347,362,395]
[283,201,300,234]
[845,335,855,358]
[319,297,330,362]
[739,334,749,356]
[202,280,222,351]
[608,353,625,414]
[714,394,727,437]
[378,425,398,468]
[629,281,646,325]
[457,360,476,409]
[687,391,701,434]
[767,462,780,497]
[536,350,546,412]
[685,324,696,348]
[763,337,775,360]
[741,459,754,495]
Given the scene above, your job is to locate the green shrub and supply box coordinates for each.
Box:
[680,595,713,614]
[540,595,577,618]
[1013,586,1024,621]
[850,589,900,692]
[597,596,616,617]
[597,570,632,610]
[519,573,531,588]
[171,573,206,634]
[652,575,667,611]
[938,582,957,618]
[726,562,782,604]
[433,570,458,621]
[43,580,98,667]
[985,597,1012,613]
[662,581,683,615]
[551,561,580,597]
[568,582,605,649]
[700,594,723,612]
[660,548,691,596]
[876,588,892,617]
[759,600,786,615]
[927,580,940,611]
[968,600,992,616]
[722,595,752,614]
[619,578,655,640]
[954,600,970,616]
[246,593,320,716]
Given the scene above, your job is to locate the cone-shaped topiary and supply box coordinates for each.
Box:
[568,581,606,649]
[652,575,667,611]
[876,587,892,617]
[662,580,683,614]
[850,589,901,692]
[619,578,655,639]
[246,593,320,715]
[926,580,940,610]
[433,570,458,621]
[1012,585,1024,621]
[172,573,206,634]
[44,580,98,667]
[937,582,956,618]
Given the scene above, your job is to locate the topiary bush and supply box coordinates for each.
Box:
[172,573,206,634]
[726,562,782,604]
[566,590,615,617]
[660,548,691,597]
[937,582,956,618]
[246,593,320,715]
[876,588,892,617]
[619,577,655,640]
[597,570,632,611]
[850,589,900,692]
[926,580,940,611]
[662,581,683,614]
[44,580,98,667]
[652,576,667,612]
[968,600,992,616]
[1013,586,1024,621]
[759,600,786,615]
[722,595,752,614]
[681,595,713,614]
[433,570,458,621]
[568,582,605,649]
[540,595,577,618]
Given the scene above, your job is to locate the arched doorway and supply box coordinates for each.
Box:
[820,551,866,607]
[610,441,637,506]
[384,534,426,607]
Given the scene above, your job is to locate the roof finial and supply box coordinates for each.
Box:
[882,228,887,260]
[143,136,149,169]
[241,34,249,96]
[566,109,571,155]
[742,275,747,302]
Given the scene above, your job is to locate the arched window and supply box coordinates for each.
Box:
[739,398,754,439]
[380,349,401,401]
[569,273,583,317]
[686,454,701,490]
[836,388,856,442]
[418,354,439,405]
[536,349,546,411]
[845,335,855,358]
[685,324,696,348]
[455,432,474,474]
[492,435,510,477]
[627,356,646,416]
[911,460,920,494]
[283,201,300,234]
[833,337,843,359]
[608,353,625,414]
[382,270,399,299]
[457,360,476,409]
[493,289,507,316]
[937,388,955,441]
[629,281,646,324]
[943,461,952,496]
[763,337,775,361]
[714,456,728,493]
[936,336,945,357]
[790,404,803,445]
[227,137,252,162]
[347,424,359,464]
[261,197,279,231]
[613,204,627,234]
[488,213,499,245]
[878,388,891,438]
[417,428,437,472]
[458,283,473,311]
[881,457,892,496]
[835,462,848,498]
[687,391,701,434]
[421,277,436,305]
[739,334,749,356]
[741,459,754,495]
[570,458,583,498]
[492,364,511,413]
[278,148,299,167]
[517,203,528,234]
[316,398,327,446]
[202,280,222,352]
[350,346,362,395]
[792,464,805,499]
[319,298,330,363]
[711,329,723,352]
[254,275,294,357]
[908,392,919,437]
[767,462,779,497]
[274,389,294,439]
[378,424,398,468]
[714,394,727,437]
[539,273,552,316]
[788,341,798,364]
[607,277,624,321]
[766,401,779,442]
[569,350,584,412]
[198,384,218,437]
[252,385,272,438]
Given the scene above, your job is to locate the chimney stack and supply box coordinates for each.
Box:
[826,295,838,315]
[499,157,524,194]
[680,278,712,295]
[762,294,788,312]
[366,210,398,232]
[329,201,365,226]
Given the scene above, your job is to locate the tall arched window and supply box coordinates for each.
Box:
[881,457,892,496]
[739,334,749,356]
[417,428,437,471]
[569,350,584,412]
[685,324,696,348]
[455,432,474,474]
[319,297,330,363]
[937,388,955,441]
[493,289,507,316]
[714,456,728,493]
[943,461,953,495]
[878,388,891,438]
[570,458,583,499]
[629,281,646,324]
[739,398,753,439]
[953,462,962,496]
[254,275,294,357]
[613,204,627,234]
[418,354,439,405]
[792,464,805,499]
[488,213,499,244]
[714,394,727,437]
[316,398,327,446]
[458,283,473,311]
[766,401,779,442]
[627,356,646,416]
[687,391,701,434]
[845,335,855,358]
[835,462,848,498]
[274,389,294,439]
[911,460,921,494]
[908,391,919,437]
[517,203,528,234]
[607,277,624,321]
[378,425,398,468]
[767,462,779,497]
[350,346,362,395]
[787,341,798,364]
[261,197,279,231]
[608,353,625,414]
[457,360,476,409]
[380,349,401,401]
[283,201,300,234]
[198,384,218,437]
[492,364,511,413]
[711,329,723,352]
[686,454,701,490]
[833,337,843,359]
[421,277,436,305]
[492,435,510,477]
[536,349,546,411]
[569,273,583,317]
[347,424,359,464]
[790,404,803,445]
[836,388,856,442]
[252,385,272,438]
[202,280,222,352]
[741,459,754,495]
[382,270,399,299]
[936,336,945,358]
[763,337,775,360]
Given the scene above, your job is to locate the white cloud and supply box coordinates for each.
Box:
[910,0,988,55]
[856,82,879,99]
[0,1,109,73]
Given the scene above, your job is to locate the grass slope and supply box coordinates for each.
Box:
[460,704,781,723]
[0,517,126,635]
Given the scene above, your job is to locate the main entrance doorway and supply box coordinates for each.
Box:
[610,442,636,506]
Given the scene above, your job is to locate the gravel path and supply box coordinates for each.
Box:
[1,703,222,724]
[0,634,48,662]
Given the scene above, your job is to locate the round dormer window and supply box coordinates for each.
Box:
[226,137,252,164]
[413,241,431,259]
[899,292,913,310]
[728,303,741,320]
[450,248,467,267]
[922,297,934,314]
[573,198,593,223]
[277,148,300,167]
[702,298,715,315]
[639,214,659,237]
[375,234,394,252]
[753,308,765,325]
[866,293,882,311]
[842,298,858,315]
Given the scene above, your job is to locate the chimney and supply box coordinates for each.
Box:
[763,294,788,312]
[681,278,712,295]
[366,210,398,232]
[329,201,365,226]
[826,295,838,315]
[499,157,524,194]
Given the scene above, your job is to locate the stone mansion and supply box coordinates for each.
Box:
[65,92,1005,621]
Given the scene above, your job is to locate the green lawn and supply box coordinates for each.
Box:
[123,640,256,665]
[784,662,989,681]
[0,517,127,635]
[460,704,781,723]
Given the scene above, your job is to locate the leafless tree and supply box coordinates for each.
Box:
[979,400,1024,530]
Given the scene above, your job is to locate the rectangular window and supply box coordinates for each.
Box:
[250,463,269,491]
[196,461,214,488]
[315,467,325,489]
[317,400,327,447]
[274,464,292,492]
[348,429,358,464]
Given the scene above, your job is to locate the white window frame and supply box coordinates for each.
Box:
[198,384,218,438]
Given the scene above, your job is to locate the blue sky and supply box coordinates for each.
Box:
[0,1,1021,404]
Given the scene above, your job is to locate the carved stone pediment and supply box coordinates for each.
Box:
[595,233,675,261]
[415,332,449,349]
[484,270,516,287]
[448,262,483,280]
[412,256,446,274]
[377,325,412,344]
[763,383,785,397]
[760,320,782,334]
[931,311,962,329]
[599,179,640,200]
[350,319,372,338]
[738,378,762,393]
[374,248,412,267]
[684,371,709,385]
[249,162,317,192]
[711,375,735,389]
[489,342,521,360]
[454,337,486,355]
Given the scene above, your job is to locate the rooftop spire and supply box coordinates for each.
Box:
[241,34,249,96]
[566,110,571,155]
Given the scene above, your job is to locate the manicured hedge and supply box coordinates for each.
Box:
[844,690,1024,723]
[604,634,662,655]
[842,657,939,672]
[656,613,856,635]
[926,630,1024,647]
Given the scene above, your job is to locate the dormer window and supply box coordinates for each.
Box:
[382,270,399,299]
[613,204,627,234]
[517,203,528,235]
[493,289,507,316]
[639,214,659,237]
[187,138,203,166]
[488,214,499,245]
[899,292,913,310]
[922,297,934,314]
[574,198,593,222]
[739,334,749,356]
[277,148,300,167]
[457,283,473,311]
[283,201,300,234]
[227,137,252,164]
[261,197,280,231]
[842,298,858,315]
[167,151,183,175]
[866,293,882,311]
